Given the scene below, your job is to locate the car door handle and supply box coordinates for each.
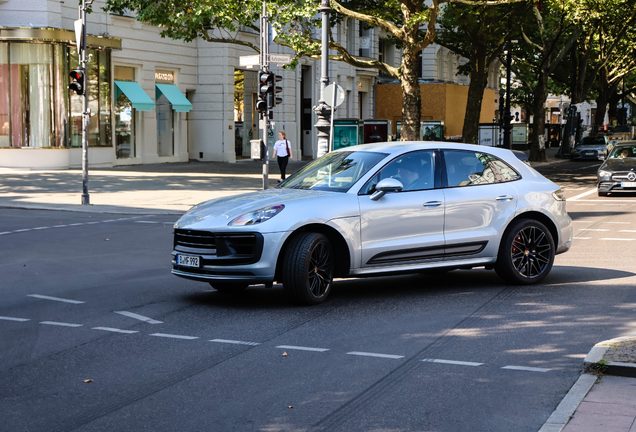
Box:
[496,195,514,202]
[423,201,442,207]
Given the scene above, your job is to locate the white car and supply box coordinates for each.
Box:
[172,142,573,305]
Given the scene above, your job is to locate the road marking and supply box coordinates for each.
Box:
[13,229,31,232]
[574,200,636,203]
[40,321,83,327]
[605,222,630,224]
[86,222,100,224]
[149,333,199,340]
[101,219,117,223]
[571,220,595,223]
[422,359,483,366]
[600,238,635,241]
[28,294,85,304]
[0,232,11,235]
[210,339,260,346]
[502,365,552,373]
[68,223,85,226]
[276,345,329,352]
[574,237,592,240]
[33,227,50,230]
[135,221,160,224]
[0,316,30,322]
[53,225,68,228]
[346,351,404,359]
[619,230,636,233]
[568,188,597,201]
[578,229,609,232]
[115,311,163,324]
[92,327,139,334]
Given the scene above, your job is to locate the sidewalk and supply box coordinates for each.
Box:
[0,147,565,216]
[540,337,636,432]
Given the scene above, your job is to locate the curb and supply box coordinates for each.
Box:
[538,337,636,432]
[582,336,636,377]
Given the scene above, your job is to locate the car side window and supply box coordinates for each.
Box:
[360,150,435,195]
[443,150,519,187]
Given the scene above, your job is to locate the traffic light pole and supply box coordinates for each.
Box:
[260,1,270,190]
[80,0,90,204]
[313,0,331,158]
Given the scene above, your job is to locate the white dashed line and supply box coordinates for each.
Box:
[0,232,10,235]
[53,225,68,228]
[92,327,139,334]
[502,365,552,373]
[86,222,100,225]
[605,222,630,224]
[115,311,163,324]
[619,230,636,233]
[578,229,609,232]
[33,227,50,230]
[210,339,261,346]
[149,333,199,340]
[571,221,595,223]
[0,316,30,322]
[346,351,404,359]
[28,294,85,304]
[600,238,635,241]
[13,229,31,232]
[101,220,117,223]
[40,321,83,327]
[422,359,483,366]
[276,345,329,352]
[568,189,598,201]
[135,221,160,224]
[68,223,85,226]
[574,237,592,240]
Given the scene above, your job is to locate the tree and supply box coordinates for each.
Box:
[436,2,512,144]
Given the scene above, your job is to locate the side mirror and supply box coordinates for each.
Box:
[370,178,403,201]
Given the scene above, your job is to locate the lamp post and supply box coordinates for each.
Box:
[502,44,514,150]
[313,0,331,158]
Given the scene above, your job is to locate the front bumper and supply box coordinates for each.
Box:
[171,231,288,284]
[598,173,636,193]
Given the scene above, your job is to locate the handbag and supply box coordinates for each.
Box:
[285,140,290,158]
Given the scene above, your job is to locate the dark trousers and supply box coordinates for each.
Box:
[277,156,289,179]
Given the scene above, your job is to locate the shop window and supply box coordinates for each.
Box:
[114,66,136,158]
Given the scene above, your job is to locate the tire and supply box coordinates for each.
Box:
[598,191,608,197]
[208,282,249,293]
[282,232,335,305]
[494,219,555,285]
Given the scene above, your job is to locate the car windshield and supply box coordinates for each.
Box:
[280,151,387,192]
[578,137,605,146]
[609,146,636,159]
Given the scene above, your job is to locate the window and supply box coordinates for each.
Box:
[114,66,136,158]
[443,150,519,187]
[359,24,371,57]
[361,151,436,194]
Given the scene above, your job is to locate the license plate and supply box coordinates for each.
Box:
[177,254,200,268]
[621,182,636,188]
[583,152,592,155]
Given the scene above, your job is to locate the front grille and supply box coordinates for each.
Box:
[173,229,264,266]
[611,172,635,181]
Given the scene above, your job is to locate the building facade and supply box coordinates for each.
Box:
[0,0,393,169]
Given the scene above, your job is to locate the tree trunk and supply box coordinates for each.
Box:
[593,71,610,135]
[529,69,549,162]
[462,47,489,144]
[399,45,422,141]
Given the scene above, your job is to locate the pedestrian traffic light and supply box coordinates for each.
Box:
[255,96,267,114]
[259,72,283,110]
[69,69,84,96]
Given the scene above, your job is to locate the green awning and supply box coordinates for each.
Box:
[114,81,155,111]
[155,84,193,112]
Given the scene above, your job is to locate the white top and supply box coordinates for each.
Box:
[274,140,290,157]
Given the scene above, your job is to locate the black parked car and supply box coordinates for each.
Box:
[597,142,636,196]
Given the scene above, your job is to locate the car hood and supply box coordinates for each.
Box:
[600,158,636,172]
[175,188,359,231]
[576,144,605,150]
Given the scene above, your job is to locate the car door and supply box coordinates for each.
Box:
[441,149,519,260]
[357,150,445,268]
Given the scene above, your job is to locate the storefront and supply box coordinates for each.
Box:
[0,27,121,168]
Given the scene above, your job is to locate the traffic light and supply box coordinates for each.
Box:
[69,69,84,96]
[259,72,283,110]
[255,96,267,114]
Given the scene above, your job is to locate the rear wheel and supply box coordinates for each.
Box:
[208,282,249,293]
[282,232,334,305]
[494,219,555,285]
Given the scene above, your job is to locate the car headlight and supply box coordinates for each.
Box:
[598,170,611,181]
[228,204,285,226]
[552,189,565,201]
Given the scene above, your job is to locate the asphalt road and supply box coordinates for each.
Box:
[2,160,636,432]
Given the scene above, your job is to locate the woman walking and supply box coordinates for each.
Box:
[272,131,293,182]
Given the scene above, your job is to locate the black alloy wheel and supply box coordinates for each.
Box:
[495,219,555,285]
[282,232,335,305]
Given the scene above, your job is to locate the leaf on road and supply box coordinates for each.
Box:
[105,239,110,241]
[288,406,293,409]
[83,379,93,383]
[282,352,288,357]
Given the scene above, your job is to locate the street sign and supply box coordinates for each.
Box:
[74,19,82,53]
[324,84,345,108]
[239,55,260,67]
[269,54,291,65]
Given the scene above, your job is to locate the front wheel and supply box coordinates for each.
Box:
[282,232,335,305]
[494,219,555,285]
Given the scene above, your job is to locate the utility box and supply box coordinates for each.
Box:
[363,119,392,143]
[333,119,363,150]
[250,139,264,160]
[478,123,500,147]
